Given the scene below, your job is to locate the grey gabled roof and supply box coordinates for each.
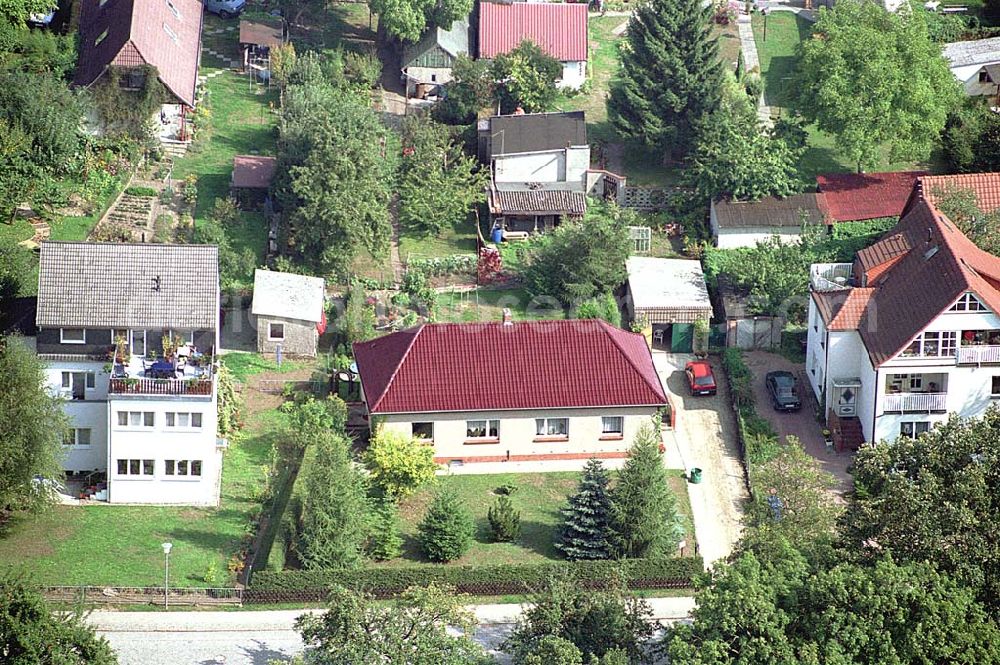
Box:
[251,269,325,323]
[943,37,1000,67]
[36,242,219,330]
[403,18,470,67]
[712,193,827,229]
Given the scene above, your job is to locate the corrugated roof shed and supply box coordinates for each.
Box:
[36,242,219,330]
[487,111,587,157]
[354,320,667,414]
[251,269,325,323]
[943,37,1000,67]
[403,17,470,66]
[626,257,712,314]
[713,194,827,228]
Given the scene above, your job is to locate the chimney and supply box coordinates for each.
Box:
[502,307,513,326]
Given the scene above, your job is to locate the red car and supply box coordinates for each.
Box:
[685,360,717,396]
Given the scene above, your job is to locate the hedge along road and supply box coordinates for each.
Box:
[90,597,697,664]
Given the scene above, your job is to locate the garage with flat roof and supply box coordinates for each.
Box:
[626,257,712,353]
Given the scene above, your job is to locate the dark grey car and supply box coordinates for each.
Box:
[766,371,802,411]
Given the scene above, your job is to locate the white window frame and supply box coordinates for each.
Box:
[601,416,624,437]
[535,417,569,439]
[899,421,930,440]
[465,419,500,441]
[60,328,86,344]
[164,459,203,478]
[268,322,285,341]
[165,412,203,429]
[117,411,155,429]
[116,458,155,477]
[64,428,93,448]
[902,331,957,358]
[949,292,988,312]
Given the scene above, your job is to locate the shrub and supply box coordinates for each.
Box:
[367,499,404,561]
[418,487,475,562]
[363,429,438,498]
[488,494,522,542]
[125,185,157,197]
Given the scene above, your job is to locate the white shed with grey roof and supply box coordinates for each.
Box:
[943,37,1000,96]
[251,269,326,357]
[626,257,712,353]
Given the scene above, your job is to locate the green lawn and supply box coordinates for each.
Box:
[399,220,477,262]
[0,219,33,245]
[436,287,568,323]
[220,352,308,383]
[289,1,376,52]
[173,69,276,288]
[0,410,286,587]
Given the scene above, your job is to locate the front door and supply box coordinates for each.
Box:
[834,385,857,416]
[130,330,145,357]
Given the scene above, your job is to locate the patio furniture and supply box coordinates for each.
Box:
[148,360,177,379]
[112,363,127,378]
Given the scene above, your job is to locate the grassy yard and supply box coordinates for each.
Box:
[383,470,695,567]
[398,219,478,262]
[436,287,569,323]
[0,410,286,587]
[715,22,742,74]
[220,352,309,383]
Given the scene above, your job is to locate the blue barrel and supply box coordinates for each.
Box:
[491,227,503,243]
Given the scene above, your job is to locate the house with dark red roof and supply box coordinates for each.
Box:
[816,171,926,223]
[75,0,203,138]
[478,1,588,89]
[806,175,1000,450]
[353,319,668,464]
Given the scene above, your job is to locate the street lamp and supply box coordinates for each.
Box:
[161,542,172,610]
[762,7,769,42]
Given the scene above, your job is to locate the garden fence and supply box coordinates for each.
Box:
[42,586,243,607]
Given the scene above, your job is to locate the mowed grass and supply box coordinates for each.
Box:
[399,219,478,262]
[436,287,569,323]
[220,352,308,383]
[173,69,276,288]
[554,16,629,128]
[0,410,286,587]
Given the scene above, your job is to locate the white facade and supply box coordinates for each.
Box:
[493,145,590,186]
[558,60,587,90]
[807,290,1000,443]
[377,406,659,462]
[708,202,804,249]
[47,359,110,474]
[948,63,999,97]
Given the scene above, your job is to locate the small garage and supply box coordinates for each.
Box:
[626,257,713,353]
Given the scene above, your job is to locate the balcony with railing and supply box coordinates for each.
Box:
[108,353,214,397]
[884,373,947,413]
[810,263,853,292]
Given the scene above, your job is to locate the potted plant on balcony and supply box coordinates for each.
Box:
[114,335,128,364]
[822,428,833,450]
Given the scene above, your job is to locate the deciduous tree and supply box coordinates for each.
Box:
[556,459,614,561]
[796,0,961,171]
[610,422,683,558]
[0,335,66,513]
[433,55,492,125]
[363,429,437,498]
[368,0,472,43]
[608,0,722,161]
[295,584,492,664]
[490,40,561,114]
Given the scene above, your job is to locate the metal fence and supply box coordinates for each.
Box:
[43,586,243,607]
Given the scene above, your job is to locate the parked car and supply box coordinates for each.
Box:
[685,360,717,396]
[204,0,245,18]
[766,371,802,411]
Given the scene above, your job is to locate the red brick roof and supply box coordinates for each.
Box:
[75,0,203,107]
[816,171,926,222]
[478,2,588,62]
[232,155,277,189]
[812,288,875,331]
[354,320,667,414]
[918,173,1000,215]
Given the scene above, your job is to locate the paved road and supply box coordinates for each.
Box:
[91,598,696,665]
[653,351,748,567]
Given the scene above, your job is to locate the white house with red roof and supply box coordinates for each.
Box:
[806,173,1000,450]
[352,320,668,464]
[478,1,588,90]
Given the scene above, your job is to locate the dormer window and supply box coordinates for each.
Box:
[94,28,109,46]
[163,23,178,44]
[165,0,180,19]
[980,69,991,83]
[949,292,988,312]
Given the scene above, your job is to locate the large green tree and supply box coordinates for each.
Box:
[369,0,472,43]
[925,186,1000,255]
[490,40,562,114]
[295,584,492,664]
[296,430,370,570]
[522,201,631,308]
[417,486,475,562]
[555,458,614,561]
[608,0,722,161]
[275,82,395,277]
[610,422,683,558]
[0,336,66,513]
[666,544,1000,663]
[841,407,1000,610]
[0,573,118,665]
[398,115,487,236]
[796,0,961,171]
[0,0,56,25]
[433,55,492,125]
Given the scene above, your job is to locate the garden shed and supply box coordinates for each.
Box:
[251,269,326,357]
[231,155,276,206]
[625,257,712,353]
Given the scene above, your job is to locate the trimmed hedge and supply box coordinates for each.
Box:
[246,556,703,602]
[720,348,781,483]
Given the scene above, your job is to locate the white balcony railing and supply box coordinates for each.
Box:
[883,392,947,413]
[810,263,853,292]
[956,345,1000,365]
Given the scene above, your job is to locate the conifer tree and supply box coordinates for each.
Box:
[367,499,404,561]
[608,0,722,161]
[556,459,614,561]
[488,494,522,542]
[610,423,683,558]
[418,487,475,562]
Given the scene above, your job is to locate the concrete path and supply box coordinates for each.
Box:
[90,597,696,664]
[653,351,748,567]
[736,14,773,127]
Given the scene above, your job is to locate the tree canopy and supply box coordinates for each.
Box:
[796,0,961,171]
[369,0,473,43]
[608,0,722,160]
[929,186,1000,255]
[491,40,562,114]
[555,458,614,561]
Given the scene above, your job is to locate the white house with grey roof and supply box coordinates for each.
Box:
[943,37,1000,97]
[35,242,223,506]
[401,18,469,99]
[251,269,326,357]
[625,257,713,353]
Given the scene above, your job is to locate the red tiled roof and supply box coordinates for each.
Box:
[816,171,927,222]
[918,173,1000,215]
[354,320,667,414]
[812,288,875,331]
[75,0,203,107]
[855,231,913,284]
[232,155,277,189]
[478,2,588,62]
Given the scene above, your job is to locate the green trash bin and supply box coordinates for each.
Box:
[689,467,703,484]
